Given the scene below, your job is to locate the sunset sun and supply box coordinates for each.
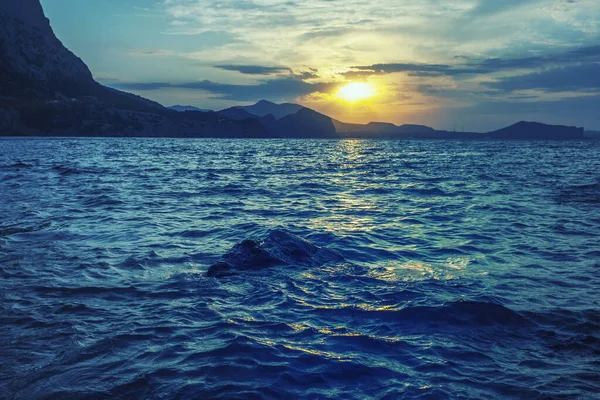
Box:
[337,82,376,103]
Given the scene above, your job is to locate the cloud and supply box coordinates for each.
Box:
[111,77,336,101]
[113,82,173,91]
[569,45,600,59]
[297,27,358,41]
[478,56,546,71]
[293,70,320,79]
[348,44,600,78]
[485,63,600,92]
[129,49,173,56]
[158,0,494,66]
[156,0,600,83]
[479,44,600,70]
[348,63,489,77]
[88,0,600,129]
[466,0,542,18]
[214,65,291,75]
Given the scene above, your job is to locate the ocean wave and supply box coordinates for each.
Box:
[0,222,51,237]
[558,180,600,204]
[0,162,33,169]
[2,138,599,399]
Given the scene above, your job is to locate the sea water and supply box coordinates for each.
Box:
[1,138,599,399]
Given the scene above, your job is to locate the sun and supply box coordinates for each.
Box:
[337,82,376,103]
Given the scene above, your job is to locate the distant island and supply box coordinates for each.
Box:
[0,0,587,140]
[585,131,600,140]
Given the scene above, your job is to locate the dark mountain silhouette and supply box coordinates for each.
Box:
[257,114,279,135]
[237,100,303,120]
[169,105,212,112]
[0,0,93,97]
[396,124,436,133]
[584,130,600,139]
[216,102,337,137]
[0,0,588,140]
[487,121,584,140]
[0,0,269,138]
[217,107,257,121]
[276,108,337,138]
[335,119,585,140]
[334,120,435,136]
[0,0,165,112]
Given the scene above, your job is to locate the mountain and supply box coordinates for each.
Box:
[216,105,336,137]
[277,108,337,138]
[334,119,584,140]
[333,120,435,137]
[487,121,584,140]
[169,105,213,112]
[218,107,257,121]
[396,124,436,134]
[236,100,303,120]
[0,1,589,140]
[0,0,164,112]
[0,0,269,138]
[0,0,93,97]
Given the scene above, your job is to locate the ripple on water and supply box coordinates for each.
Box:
[0,138,599,399]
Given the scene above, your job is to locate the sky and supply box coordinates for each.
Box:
[40,0,600,131]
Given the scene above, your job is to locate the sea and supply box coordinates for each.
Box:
[0,137,599,399]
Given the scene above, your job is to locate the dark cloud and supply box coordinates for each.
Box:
[293,70,320,79]
[478,56,545,70]
[298,27,354,40]
[347,63,489,77]
[112,77,335,101]
[465,0,541,17]
[479,45,600,71]
[570,45,600,58]
[342,70,383,79]
[214,65,291,75]
[113,82,173,90]
[131,49,171,56]
[485,63,600,92]
[181,78,336,101]
[345,45,600,79]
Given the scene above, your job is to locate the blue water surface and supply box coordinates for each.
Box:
[0,138,599,399]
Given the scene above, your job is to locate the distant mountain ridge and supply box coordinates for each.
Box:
[488,121,584,140]
[169,105,213,112]
[217,107,257,121]
[235,100,303,120]
[277,108,337,138]
[0,0,589,140]
[333,120,436,136]
[215,102,337,138]
[584,130,600,139]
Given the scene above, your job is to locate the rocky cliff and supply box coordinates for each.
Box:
[0,0,269,137]
[0,0,94,98]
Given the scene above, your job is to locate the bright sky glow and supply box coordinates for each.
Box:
[40,0,600,131]
[337,82,377,103]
